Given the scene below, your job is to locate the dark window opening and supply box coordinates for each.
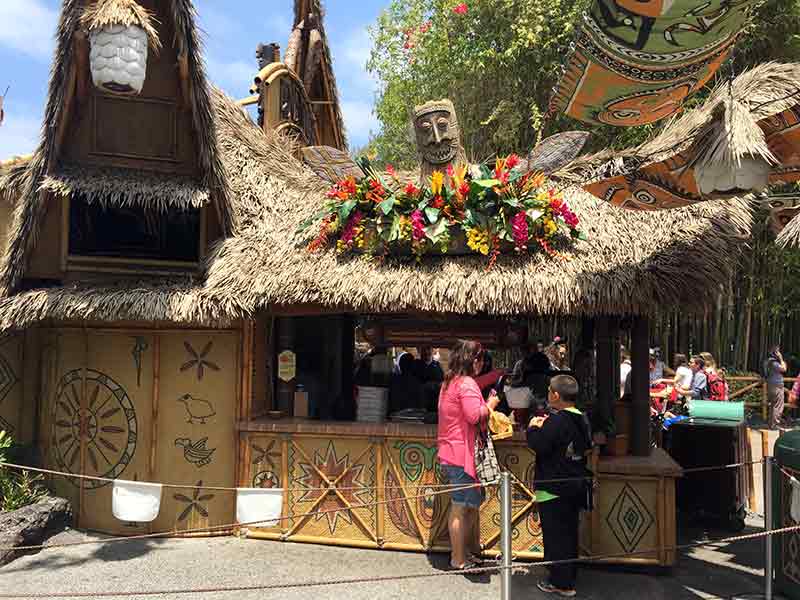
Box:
[68,194,201,263]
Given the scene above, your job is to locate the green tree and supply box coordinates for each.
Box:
[367,0,800,166]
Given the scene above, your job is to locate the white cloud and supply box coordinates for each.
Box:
[341,99,379,147]
[0,107,41,158]
[336,27,378,93]
[0,0,58,60]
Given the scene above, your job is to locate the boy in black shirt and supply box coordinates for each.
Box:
[527,375,592,597]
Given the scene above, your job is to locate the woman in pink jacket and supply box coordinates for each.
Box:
[438,340,500,570]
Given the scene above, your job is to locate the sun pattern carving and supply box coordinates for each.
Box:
[296,442,371,534]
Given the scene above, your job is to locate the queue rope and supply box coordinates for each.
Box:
[0,456,771,555]
[1,521,798,598]
[0,482,488,553]
[0,458,765,494]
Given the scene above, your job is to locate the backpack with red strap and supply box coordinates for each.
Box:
[706,370,728,402]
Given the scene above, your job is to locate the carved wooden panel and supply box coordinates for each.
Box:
[279,77,317,146]
[92,95,178,162]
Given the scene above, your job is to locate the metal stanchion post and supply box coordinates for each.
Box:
[765,456,773,600]
[500,472,513,600]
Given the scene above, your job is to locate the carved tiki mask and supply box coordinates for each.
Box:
[413,99,461,167]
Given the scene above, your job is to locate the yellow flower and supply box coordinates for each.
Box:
[543,218,557,237]
[466,227,491,255]
[431,171,444,196]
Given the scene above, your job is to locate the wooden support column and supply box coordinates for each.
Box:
[630,316,651,457]
[595,316,619,439]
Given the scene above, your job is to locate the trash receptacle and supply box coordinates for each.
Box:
[774,430,800,599]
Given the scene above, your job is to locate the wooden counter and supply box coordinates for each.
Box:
[237,418,679,565]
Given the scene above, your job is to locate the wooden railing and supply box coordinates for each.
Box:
[727,376,799,421]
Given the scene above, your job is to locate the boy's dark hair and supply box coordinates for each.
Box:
[691,355,705,370]
[551,374,579,403]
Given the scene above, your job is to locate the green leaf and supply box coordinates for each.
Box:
[296,208,332,234]
[474,178,502,188]
[425,219,449,242]
[578,231,588,241]
[389,214,401,242]
[501,197,521,208]
[417,198,429,211]
[339,199,357,221]
[424,207,440,223]
[379,196,396,215]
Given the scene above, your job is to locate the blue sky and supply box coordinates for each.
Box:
[0,0,389,158]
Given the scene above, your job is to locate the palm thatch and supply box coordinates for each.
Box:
[560,62,800,185]
[0,156,32,205]
[0,0,233,296]
[203,88,753,318]
[0,88,755,330]
[0,280,235,332]
[41,166,209,210]
[81,0,161,51]
[777,213,800,248]
[290,0,347,149]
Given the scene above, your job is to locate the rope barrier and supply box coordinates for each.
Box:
[0,482,487,553]
[2,521,799,598]
[0,458,765,493]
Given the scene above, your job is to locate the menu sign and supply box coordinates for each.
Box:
[277,350,296,382]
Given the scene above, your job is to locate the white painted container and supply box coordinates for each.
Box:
[89,24,148,95]
[236,488,284,528]
[112,480,162,523]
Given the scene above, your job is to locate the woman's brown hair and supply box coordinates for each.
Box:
[443,339,483,390]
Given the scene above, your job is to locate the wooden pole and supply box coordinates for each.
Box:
[630,316,651,457]
[595,316,619,442]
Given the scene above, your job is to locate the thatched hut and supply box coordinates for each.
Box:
[0,0,754,567]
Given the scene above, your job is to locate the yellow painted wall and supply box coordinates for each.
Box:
[39,328,241,535]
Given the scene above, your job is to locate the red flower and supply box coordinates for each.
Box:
[505,154,520,170]
[431,195,444,209]
[453,2,468,15]
[386,164,397,178]
[497,170,510,185]
[446,164,454,178]
[404,182,420,197]
[458,181,470,198]
[419,21,432,33]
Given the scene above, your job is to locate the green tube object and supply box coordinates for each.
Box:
[688,400,744,422]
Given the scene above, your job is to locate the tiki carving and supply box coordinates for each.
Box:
[412,99,466,184]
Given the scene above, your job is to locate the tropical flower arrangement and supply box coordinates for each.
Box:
[302,155,586,267]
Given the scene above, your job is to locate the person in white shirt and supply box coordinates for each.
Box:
[620,349,632,398]
[669,353,693,401]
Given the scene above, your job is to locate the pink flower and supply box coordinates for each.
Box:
[505,154,520,170]
[453,2,468,15]
[411,209,426,242]
[511,212,529,250]
[340,211,363,246]
[562,208,579,229]
[419,21,432,33]
[386,164,396,178]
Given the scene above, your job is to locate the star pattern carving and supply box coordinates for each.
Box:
[180,341,220,381]
[296,442,370,534]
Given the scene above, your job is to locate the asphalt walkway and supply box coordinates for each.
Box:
[0,518,767,600]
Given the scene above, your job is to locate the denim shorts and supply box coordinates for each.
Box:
[440,464,484,508]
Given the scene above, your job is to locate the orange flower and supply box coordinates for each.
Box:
[366,179,386,203]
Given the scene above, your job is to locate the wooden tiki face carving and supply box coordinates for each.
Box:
[413,99,461,167]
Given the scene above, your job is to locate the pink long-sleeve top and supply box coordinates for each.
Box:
[437,376,488,480]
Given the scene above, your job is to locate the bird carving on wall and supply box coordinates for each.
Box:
[177,394,216,425]
[175,437,216,468]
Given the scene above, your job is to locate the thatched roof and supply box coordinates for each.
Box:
[81,0,161,51]
[0,0,234,296]
[288,0,347,149]
[0,88,755,328]
[560,63,800,201]
[41,166,209,210]
[0,156,31,205]
[777,214,800,248]
[202,89,753,318]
